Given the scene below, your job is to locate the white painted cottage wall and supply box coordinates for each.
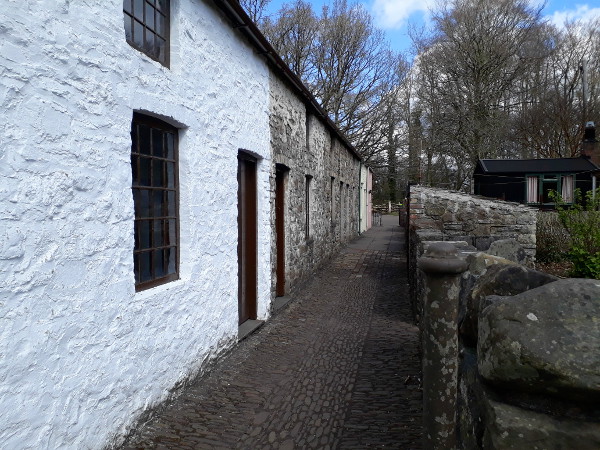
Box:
[0,1,270,448]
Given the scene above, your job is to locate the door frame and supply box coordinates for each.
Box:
[237,152,258,325]
[275,164,289,297]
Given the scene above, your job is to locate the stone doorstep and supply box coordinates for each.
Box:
[272,295,292,313]
[238,319,264,341]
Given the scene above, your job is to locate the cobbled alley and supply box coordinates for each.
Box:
[120,215,422,449]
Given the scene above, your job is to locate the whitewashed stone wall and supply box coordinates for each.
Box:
[0,1,271,448]
[268,74,361,295]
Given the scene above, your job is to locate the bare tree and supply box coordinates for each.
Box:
[260,0,409,169]
[409,0,548,190]
[240,0,271,23]
[512,18,600,158]
[260,0,319,81]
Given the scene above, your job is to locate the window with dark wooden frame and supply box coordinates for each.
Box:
[123,0,170,67]
[131,113,178,291]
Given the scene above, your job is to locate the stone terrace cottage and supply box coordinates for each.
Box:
[0,1,368,447]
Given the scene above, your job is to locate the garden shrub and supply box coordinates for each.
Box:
[550,188,600,279]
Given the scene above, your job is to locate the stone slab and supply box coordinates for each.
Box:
[483,398,600,450]
[478,278,600,401]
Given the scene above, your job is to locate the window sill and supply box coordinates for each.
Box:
[134,277,185,300]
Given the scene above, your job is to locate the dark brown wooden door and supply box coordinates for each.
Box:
[275,166,286,297]
[238,153,257,325]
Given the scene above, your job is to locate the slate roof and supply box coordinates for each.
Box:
[477,157,599,174]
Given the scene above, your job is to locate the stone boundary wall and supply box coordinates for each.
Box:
[416,243,600,448]
[407,186,537,323]
[409,186,536,261]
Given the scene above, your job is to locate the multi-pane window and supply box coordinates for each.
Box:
[124,0,169,66]
[131,113,178,291]
[526,174,575,204]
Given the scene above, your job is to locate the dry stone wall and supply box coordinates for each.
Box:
[408,186,537,323]
[414,241,600,448]
[409,186,536,263]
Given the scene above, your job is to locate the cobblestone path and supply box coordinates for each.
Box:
[120,217,422,449]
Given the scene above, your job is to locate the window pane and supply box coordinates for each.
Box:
[134,20,144,48]
[167,191,176,216]
[154,249,165,278]
[133,253,140,283]
[152,128,164,158]
[139,124,151,154]
[130,125,137,153]
[152,159,164,187]
[131,155,138,185]
[155,12,165,36]
[139,189,151,217]
[168,219,176,245]
[145,29,155,55]
[139,220,151,248]
[145,2,155,31]
[124,15,133,42]
[133,188,139,212]
[154,190,164,216]
[562,175,574,203]
[133,0,144,21]
[156,0,167,13]
[139,157,151,186]
[166,161,175,188]
[153,219,164,247]
[124,0,133,14]
[166,247,176,275]
[166,132,174,159]
[139,251,152,282]
[134,220,140,250]
[542,182,557,203]
[157,37,166,63]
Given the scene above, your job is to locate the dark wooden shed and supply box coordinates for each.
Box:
[473,157,599,207]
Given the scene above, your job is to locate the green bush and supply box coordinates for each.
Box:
[550,188,600,279]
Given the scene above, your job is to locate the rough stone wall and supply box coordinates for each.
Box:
[409,186,536,263]
[0,1,272,448]
[268,73,360,296]
[407,186,537,317]
[416,241,600,448]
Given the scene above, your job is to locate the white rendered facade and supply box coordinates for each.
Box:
[0,1,271,448]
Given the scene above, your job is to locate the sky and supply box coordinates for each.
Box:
[263,0,600,56]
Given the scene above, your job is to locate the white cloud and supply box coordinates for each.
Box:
[548,4,600,28]
[371,0,435,29]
